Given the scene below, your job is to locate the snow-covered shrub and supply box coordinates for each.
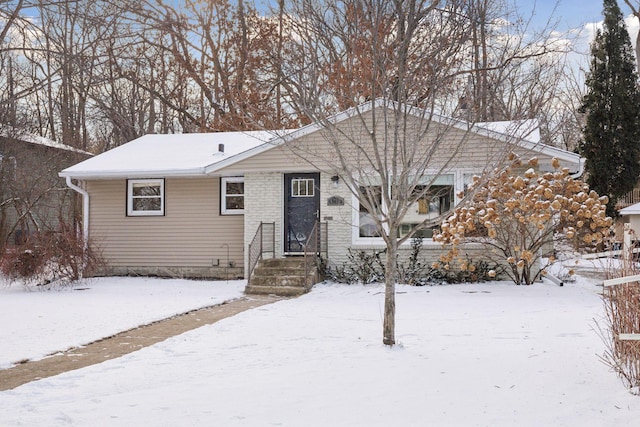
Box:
[395,237,430,285]
[328,239,502,286]
[328,249,385,284]
[330,238,429,285]
[429,256,504,284]
[434,155,613,285]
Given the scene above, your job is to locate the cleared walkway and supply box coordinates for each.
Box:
[0,295,284,391]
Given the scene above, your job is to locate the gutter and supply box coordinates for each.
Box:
[59,167,207,180]
[65,176,89,249]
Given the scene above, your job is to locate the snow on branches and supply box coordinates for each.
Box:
[434,155,613,285]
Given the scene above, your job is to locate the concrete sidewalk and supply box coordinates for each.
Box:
[0,295,284,391]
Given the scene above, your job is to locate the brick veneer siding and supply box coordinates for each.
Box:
[244,172,283,273]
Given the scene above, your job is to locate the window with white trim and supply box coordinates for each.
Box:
[354,174,454,242]
[221,177,244,214]
[291,178,315,197]
[127,179,164,216]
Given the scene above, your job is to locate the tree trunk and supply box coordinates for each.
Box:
[383,233,397,346]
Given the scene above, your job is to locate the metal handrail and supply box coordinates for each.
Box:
[304,221,328,286]
[247,222,275,286]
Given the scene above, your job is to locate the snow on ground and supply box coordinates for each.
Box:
[0,277,245,368]
[1,269,639,426]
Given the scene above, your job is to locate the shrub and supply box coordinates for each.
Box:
[1,224,104,290]
[599,282,640,393]
[328,248,385,284]
[429,256,505,284]
[328,238,503,286]
[396,237,430,285]
[434,155,612,285]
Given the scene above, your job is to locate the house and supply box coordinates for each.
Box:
[59,101,584,288]
[0,131,92,247]
[618,202,640,243]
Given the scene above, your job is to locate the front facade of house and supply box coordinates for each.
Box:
[60,103,584,279]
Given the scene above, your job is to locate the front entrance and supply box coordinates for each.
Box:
[284,173,320,253]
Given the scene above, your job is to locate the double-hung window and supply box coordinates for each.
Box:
[221,177,244,214]
[127,179,165,216]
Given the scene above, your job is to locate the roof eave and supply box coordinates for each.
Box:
[59,167,207,180]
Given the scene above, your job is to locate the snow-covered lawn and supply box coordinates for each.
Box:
[1,271,640,426]
[0,277,246,368]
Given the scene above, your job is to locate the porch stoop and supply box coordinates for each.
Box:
[245,257,317,296]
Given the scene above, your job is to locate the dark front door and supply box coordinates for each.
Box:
[284,173,320,253]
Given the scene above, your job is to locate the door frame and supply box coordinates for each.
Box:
[283,172,320,254]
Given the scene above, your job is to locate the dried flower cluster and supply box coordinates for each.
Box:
[434,155,613,285]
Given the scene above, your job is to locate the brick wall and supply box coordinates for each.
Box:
[244,172,283,272]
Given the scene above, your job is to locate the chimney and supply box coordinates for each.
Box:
[218,143,224,153]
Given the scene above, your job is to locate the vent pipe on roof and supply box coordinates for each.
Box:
[218,143,224,153]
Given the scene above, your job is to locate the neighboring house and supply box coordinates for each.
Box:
[618,202,640,242]
[0,132,92,247]
[59,101,584,280]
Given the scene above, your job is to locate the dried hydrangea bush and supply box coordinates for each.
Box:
[434,155,613,285]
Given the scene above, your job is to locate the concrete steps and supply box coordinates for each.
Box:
[245,257,317,296]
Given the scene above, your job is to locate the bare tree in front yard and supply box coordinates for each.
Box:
[273,0,564,345]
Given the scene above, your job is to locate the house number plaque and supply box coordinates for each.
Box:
[327,196,345,206]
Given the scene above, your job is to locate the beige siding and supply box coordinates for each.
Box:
[83,110,577,278]
[87,177,243,277]
[220,115,577,177]
[220,143,321,174]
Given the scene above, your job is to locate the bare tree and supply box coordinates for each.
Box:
[273,0,568,345]
[119,0,295,132]
[278,0,478,346]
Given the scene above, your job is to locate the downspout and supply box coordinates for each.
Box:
[570,157,586,179]
[65,176,89,252]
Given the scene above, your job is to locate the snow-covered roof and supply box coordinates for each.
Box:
[1,130,92,156]
[60,100,583,180]
[619,202,640,215]
[476,119,541,144]
[21,134,93,155]
[60,131,289,179]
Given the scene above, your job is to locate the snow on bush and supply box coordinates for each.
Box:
[434,155,612,285]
